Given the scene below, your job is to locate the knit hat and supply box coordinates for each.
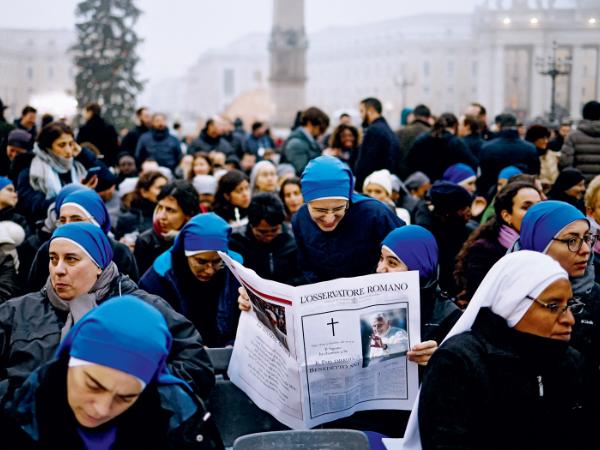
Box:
[429,181,472,214]
[7,129,33,150]
[404,171,430,191]
[50,223,113,269]
[61,189,111,234]
[549,168,585,196]
[192,175,217,195]
[363,169,393,196]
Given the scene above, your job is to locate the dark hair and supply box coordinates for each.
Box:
[582,101,600,121]
[157,180,200,217]
[203,118,215,132]
[469,102,486,117]
[37,121,74,151]
[135,107,148,117]
[279,177,302,216]
[329,124,359,149]
[361,97,382,114]
[525,124,551,143]
[121,171,166,209]
[454,180,540,301]
[85,103,101,116]
[251,121,264,132]
[508,173,538,185]
[431,113,458,138]
[22,105,37,116]
[300,107,330,130]
[340,113,350,119]
[213,170,250,216]
[413,104,431,119]
[462,115,481,134]
[496,113,517,129]
[248,193,286,227]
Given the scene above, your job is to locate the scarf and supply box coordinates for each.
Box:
[45,262,119,341]
[497,224,520,249]
[29,145,87,199]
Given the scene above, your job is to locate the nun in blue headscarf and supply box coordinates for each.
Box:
[442,163,477,194]
[292,155,403,283]
[140,213,242,347]
[6,295,223,450]
[0,222,215,408]
[28,187,139,290]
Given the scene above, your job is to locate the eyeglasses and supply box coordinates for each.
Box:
[308,202,349,217]
[551,233,597,253]
[192,258,224,270]
[526,295,585,315]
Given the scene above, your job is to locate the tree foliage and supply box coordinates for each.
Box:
[73,0,144,129]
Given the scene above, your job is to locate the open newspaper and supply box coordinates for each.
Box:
[220,252,421,429]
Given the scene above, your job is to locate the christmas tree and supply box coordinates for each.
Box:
[73,0,144,129]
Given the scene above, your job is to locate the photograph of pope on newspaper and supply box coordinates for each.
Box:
[360,307,409,367]
[245,285,289,351]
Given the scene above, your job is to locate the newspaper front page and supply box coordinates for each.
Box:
[221,253,421,429]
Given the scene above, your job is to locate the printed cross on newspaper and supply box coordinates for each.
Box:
[327,318,339,336]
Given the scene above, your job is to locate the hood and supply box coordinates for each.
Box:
[577,119,600,137]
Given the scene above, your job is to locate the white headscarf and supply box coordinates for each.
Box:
[402,251,568,449]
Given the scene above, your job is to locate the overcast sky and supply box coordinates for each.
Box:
[0,0,481,84]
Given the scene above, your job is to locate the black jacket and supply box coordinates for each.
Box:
[461,133,484,162]
[418,308,589,450]
[135,228,173,276]
[135,128,182,171]
[27,237,140,291]
[188,131,234,156]
[76,115,120,167]
[478,129,540,195]
[407,131,478,182]
[0,274,215,408]
[229,224,303,285]
[121,124,149,156]
[0,253,20,304]
[354,117,400,191]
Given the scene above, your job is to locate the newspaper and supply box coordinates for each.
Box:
[221,252,421,429]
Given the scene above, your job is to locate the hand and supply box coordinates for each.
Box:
[81,175,98,190]
[238,286,251,312]
[407,340,438,366]
[370,335,383,348]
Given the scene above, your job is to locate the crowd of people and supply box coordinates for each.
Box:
[0,94,600,448]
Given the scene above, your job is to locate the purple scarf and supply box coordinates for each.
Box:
[498,224,520,249]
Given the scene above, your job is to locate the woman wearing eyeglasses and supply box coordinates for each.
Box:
[402,251,589,450]
[292,155,403,283]
[139,213,242,347]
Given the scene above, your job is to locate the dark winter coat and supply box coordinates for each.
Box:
[559,119,600,181]
[396,119,431,179]
[418,307,589,450]
[407,131,478,182]
[135,128,182,171]
[115,196,156,238]
[3,354,223,450]
[76,115,120,166]
[354,117,400,191]
[291,196,403,283]
[0,253,20,304]
[121,124,149,156]
[0,207,29,237]
[478,129,540,195]
[27,237,140,291]
[0,274,215,408]
[134,227,173,276]
[461,132,484,162]
[139,250,240,348]
[188,131,235,156]
[229,224,303,285]
[280,127,322,176]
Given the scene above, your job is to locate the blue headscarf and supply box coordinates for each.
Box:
[61,189,111,234]
[50,223,113,269]
[0,176,13,191]
[301,155,365,203]
[442,163,476,185]
[54,184,90,215]
[498,166,523,181]
[400,108,413,126]
[57,295,185,388]
[173,212,242,262]
[381,225,438,280]
[520,200,588,253]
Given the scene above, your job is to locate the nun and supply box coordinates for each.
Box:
[441,163,477,194]
[5,295,223,449]
[403,251,588,450]
[292,155,403,283]
[28,187,139,290]
[0,223,214,408]
[139,213,241,347]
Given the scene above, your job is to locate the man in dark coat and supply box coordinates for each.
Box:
[478,113,540,196]
[560,100,600,182]
[354,97,400,191]
[76,103,120,167]
[12,105,37,149]
[135,113,182,172]
[229,193,303,285]
[188,118,235,156]
[280,107,329,176]
[396,104,432,179]
[120,106,151,156]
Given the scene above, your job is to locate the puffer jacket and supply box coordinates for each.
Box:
[560,119,600,181]
[0,274,215,407]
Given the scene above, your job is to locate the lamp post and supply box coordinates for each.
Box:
[536,41,571,126]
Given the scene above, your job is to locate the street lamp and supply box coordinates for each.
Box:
[536,41,572,125]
